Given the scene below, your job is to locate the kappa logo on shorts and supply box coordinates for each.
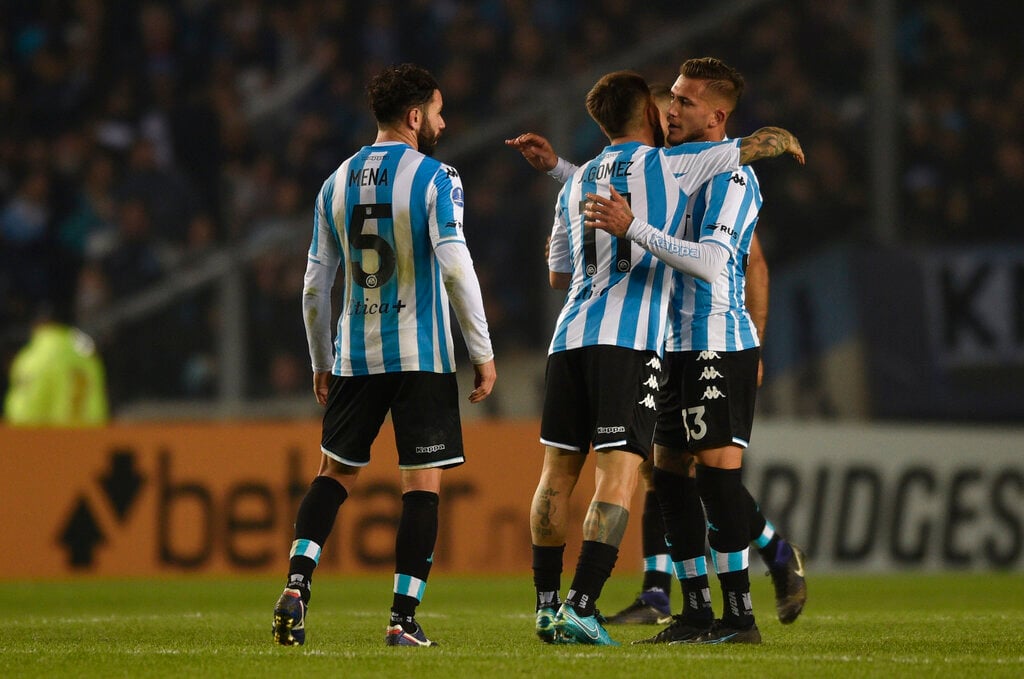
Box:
[645,357,662,371]
[638,394,657,410]
[699,366,724,380]
[597,425,626,434]
[701,386,726,400]
[697,351,721,361]
[643,375,660,389]
[415,444,446,454]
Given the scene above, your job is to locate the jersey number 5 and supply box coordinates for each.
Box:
[349,203,396,289]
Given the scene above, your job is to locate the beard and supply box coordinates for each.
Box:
[417,122,441,156]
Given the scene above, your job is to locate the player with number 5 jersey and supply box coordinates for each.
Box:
[305,135,492,376]
[274,63,495,651]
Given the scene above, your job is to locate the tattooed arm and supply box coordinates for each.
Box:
[739,126,805,165]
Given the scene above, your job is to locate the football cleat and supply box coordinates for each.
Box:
[535,606,558,643]
[686,618,761,645]
[767,540,807,624]
[632,615,711,644]
[272,588,306,646]
[604,588,672,625]
[553,603,619,646]
[385,619,437,647]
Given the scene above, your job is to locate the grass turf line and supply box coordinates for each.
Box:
[1,572,1021,678]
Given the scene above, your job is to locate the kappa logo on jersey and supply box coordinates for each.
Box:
[445,166,459,178]
[646,357,663,371]
[701,386,726,400]
[451,186,464,207]
[697,351,720,361]
[444,220,463,232]
[638,394,657,410]
[730,173,746,187]
[699,366,723,381]
[643,375,660,390]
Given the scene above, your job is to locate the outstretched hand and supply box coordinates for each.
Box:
[504,133,558,172]
[583,186,634,238]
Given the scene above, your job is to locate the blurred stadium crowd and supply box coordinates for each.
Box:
[1,0,1021,413]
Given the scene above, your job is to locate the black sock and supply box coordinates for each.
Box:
[640,491,672,593]
[391,490,439,619]
[719,570,755,628]
[565,540,618,617]
[696,465,754,629]
[288,475,348,603]
[680,574,714,624]
[653,466,706,564]
[532,544,565,610]
[390,596,419,624]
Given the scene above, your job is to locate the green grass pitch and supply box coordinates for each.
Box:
[1,572,1021,678]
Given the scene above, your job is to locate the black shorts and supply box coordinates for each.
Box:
[321,371,465,470]
[540,345,662,458]
[654,348,759,452]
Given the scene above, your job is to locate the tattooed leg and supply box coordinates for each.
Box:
[582,501,630,547]
[531,446,585,546]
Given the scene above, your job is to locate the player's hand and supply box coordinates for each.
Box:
[504,133,558,172]
[740,126,806,166]
[313,371,331,406]
[583,186,634,237]
[469,359,496,403]
[787,134,806,165]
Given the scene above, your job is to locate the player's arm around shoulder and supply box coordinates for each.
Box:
[738,126,805,165]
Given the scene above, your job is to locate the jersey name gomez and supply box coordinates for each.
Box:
[547,139,741,356]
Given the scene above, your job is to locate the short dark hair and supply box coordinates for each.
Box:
[649,83,672,106]
[679,57,745,110]
[367,63,439,126]
[585,70,651,138]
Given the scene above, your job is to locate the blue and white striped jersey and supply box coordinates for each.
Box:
[547,139,740,355]
[665,163,763,351]
[303,141,492,376]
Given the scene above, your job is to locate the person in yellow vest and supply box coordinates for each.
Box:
[4,305,109,426]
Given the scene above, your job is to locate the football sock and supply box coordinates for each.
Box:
[653,467,706,562]
[680,572,714,624]
[640,490,672,593]
[532,544,565,610]
[391,490,438,619]
[565,540,618,617]
[288,475,348,603]
[696,464,754,629]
